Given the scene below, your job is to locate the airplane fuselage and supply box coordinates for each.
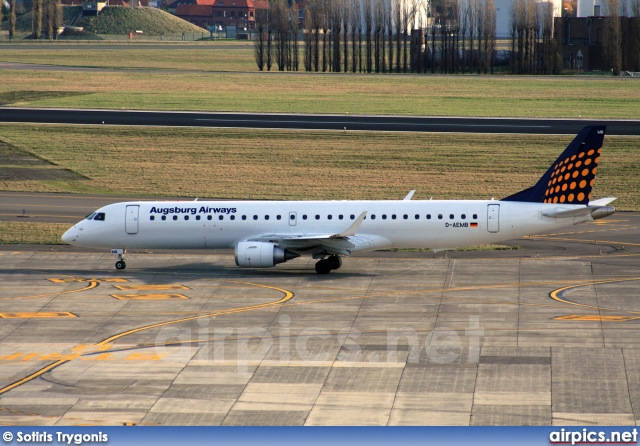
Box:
[63,199,594,252]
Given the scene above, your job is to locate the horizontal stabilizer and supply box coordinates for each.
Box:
[542,197,616,219]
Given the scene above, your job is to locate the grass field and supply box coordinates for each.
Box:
[0,42,639,118]
[1,124,637,208]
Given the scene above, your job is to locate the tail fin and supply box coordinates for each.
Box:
[502,125,606,205]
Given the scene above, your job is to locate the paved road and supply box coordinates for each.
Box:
[1,107,639,135]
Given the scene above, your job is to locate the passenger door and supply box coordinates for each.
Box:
[125,205,139,234]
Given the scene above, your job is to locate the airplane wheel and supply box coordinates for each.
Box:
[328,255,342,270]
[115,260,126,270]
[315,259,332,274]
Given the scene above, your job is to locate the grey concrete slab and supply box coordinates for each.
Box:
[2,213,640,425]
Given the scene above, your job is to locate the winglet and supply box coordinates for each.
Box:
[332,211,367,238]
[403,190,416,201]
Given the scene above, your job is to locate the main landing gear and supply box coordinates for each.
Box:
[112,248,126,270]
[315,255,342,274]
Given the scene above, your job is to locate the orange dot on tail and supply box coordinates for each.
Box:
[587,149,594,156]
[555,185,560,193]
[579,180,587,188]
[562,183,568,191]
[594,157,599,164]
[590,179,595,186]
[585,158,592,166]
[564,173,570,180]
[576,160,582,168]
[572,171,579,178]
[548,180,552,187]
[592,167,597,175]
[597,148,602,153]
[568,163,574,170]
[568,193,575,202]
[578,192,585,201]
[582,168,589,176]
[570,181,577,190]
[553,197,559,203]
[561,166,566,172]
[560,195,566,203]
[571,155,577,160]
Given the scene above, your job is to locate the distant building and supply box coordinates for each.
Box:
[555,16,640,71]
[171,0,255,29]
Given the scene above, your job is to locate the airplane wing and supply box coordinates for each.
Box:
[246,211,367,255]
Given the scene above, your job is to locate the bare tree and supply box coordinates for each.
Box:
[9,0,17,40]
[343,0,350,72]
[33,0,43,39]
[602,0,622,74]
[350,0,361,72]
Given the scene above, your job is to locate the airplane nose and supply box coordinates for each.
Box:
[61,228,75,244]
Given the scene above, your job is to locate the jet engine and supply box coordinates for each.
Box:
[235,242,300,268]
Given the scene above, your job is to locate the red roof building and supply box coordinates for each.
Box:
[174,0,255,29]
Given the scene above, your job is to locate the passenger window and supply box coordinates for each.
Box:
[426,214,431,219]
[450,214,454,220]
[350,214,355,220]
[184,215,189,220]
[392,214,396,220]
[150,216,155,221]
[415,214,419,219]
[328,215,332,220]
[382,214,387,220]
[173,215,178,221]
[303,215,308,220]
[339,215,344,220]
[371,215,376,220]
[265,215,269,220]
[277,215,281,220]
[473,214,478,219]
[219,215,224,220]
[290,214,295,220]
[196,215,201,221]
[461,214,466,220]
[230,215,235,220]
[161,215,166,221]
[253,215,258,220]
[93,213,105,221]
[242,215,247,220]
[208,215,212,220]
[403,214,408,219]
[438,214,443,219]
[315,215,320,220]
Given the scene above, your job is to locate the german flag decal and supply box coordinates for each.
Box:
[470,222,478,227]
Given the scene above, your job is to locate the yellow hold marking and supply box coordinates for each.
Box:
[113,284,190,291]
[0,312,77,318]
[111,294,189,300]
[554,314,640,322]
[123,353,167,361]
[48,277,129,283]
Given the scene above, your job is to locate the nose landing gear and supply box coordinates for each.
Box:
[111,248,126,270]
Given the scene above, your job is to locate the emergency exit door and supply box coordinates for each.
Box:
[126,205,139,234]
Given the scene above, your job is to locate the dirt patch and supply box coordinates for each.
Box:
[0,91,88,106]
[0,140,85,181]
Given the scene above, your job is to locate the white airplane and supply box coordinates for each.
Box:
[62,126,616,274]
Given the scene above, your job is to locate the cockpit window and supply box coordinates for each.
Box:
[85,212,97,220]
[93,212,106,221]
